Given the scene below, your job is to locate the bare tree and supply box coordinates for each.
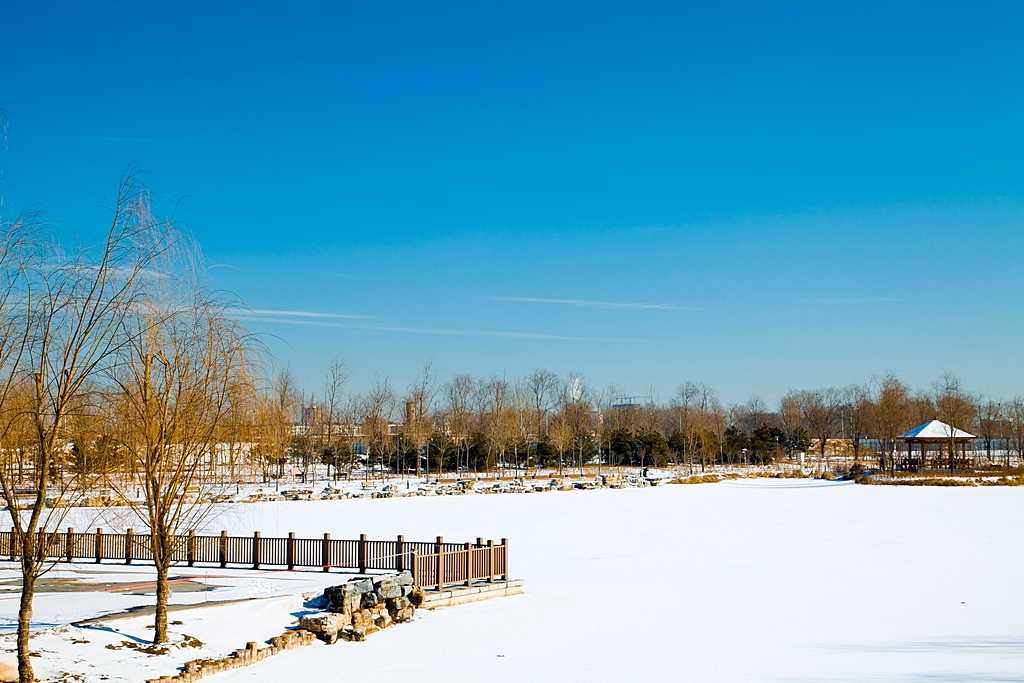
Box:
[843,384,873,467]
[1005,397,1024,465]
[0,171,159,682]
[933,373,976,472]
[110,249,252,643]
[975,397,1003,466]
[871,374,911,473]
[321,357,350,479]
[443,373,475,474]
[359,376,395,479]
[404,360,436,476]
[797,388,842,470]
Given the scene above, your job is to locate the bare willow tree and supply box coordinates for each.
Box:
[933,372,976,472]
[252,371,299,484]
[0,171,159,683]
[321,357,350,479]
[109,233,253,644]
[871,374,910,473]
[443,373,475,474]
[359,376,395,479]
[843,384,873,466]
[797,388,841,470]
[479,375,514,474]
[404,361,436,476]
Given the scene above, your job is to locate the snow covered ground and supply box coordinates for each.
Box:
[2,479,1022,682]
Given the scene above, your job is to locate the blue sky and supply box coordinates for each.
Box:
[2,1,1022,404]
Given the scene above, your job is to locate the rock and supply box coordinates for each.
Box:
[378,583,402,599]
[300,613,342,633]
[299,613,343,642]
[347,578,374,594]
[393,605,415,623]
[386,596,410,612]
[395,571,413,586]
[323,583,370,614]
[408,587,425,607]
[361,592,379,608]
[340,627,366,642]
[350,609,375,630]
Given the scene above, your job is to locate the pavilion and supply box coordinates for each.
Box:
[897,419,976,471]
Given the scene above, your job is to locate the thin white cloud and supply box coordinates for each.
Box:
[491,296,696,310]
[248,316,649,343]
[810,297,903,305]
[228,308,373,320]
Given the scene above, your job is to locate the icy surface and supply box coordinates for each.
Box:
[2,479,1022,681]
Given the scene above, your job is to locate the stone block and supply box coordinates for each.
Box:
[379,583,402,599]
[361,591,379,608]
[386,596,410,612]
[351,609,374,630]
[395,571,413,586]
[393,605,415,622]
[301,613,343,640]
[348,578,374,594]
[340,627,366,642]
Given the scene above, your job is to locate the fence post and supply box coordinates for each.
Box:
[396,535,404,573]
[95,528,103,564]
[435,536,443,591]
[476,537,483,548]
[219,530,228,568]
[287,532,295,571]
[187,530,196,567]
[253,531,261,570]
[410,550,417,585]
[464,542,472,586]
[125,529,133,565]
[66,527,74,563]
[487,540,494,583]
[501,538,508,580]
[358,533,367,574]
[322,533,331,572]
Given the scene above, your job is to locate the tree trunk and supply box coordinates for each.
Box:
[17,570,35,683]
[154,559,170,643]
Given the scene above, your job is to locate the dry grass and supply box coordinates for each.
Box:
[669,475,722,485]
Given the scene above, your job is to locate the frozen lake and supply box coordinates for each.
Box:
[6,479,1023,682]
[217,479,1024,682]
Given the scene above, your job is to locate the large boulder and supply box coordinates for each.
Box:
[299,613,343,643]
[386,596,410,612]
[378,582,403,599]
[324,579,374,614]
[392,605,415,623]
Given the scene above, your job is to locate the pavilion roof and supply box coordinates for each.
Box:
[898,419,976,440]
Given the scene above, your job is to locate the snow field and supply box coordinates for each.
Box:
[4,479,1023,681]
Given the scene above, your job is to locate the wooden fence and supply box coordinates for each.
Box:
[0,529,508,589]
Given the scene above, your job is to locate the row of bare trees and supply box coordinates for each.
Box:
[285,369,1024,480]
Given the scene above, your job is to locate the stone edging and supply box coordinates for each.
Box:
[144,628,316,683]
